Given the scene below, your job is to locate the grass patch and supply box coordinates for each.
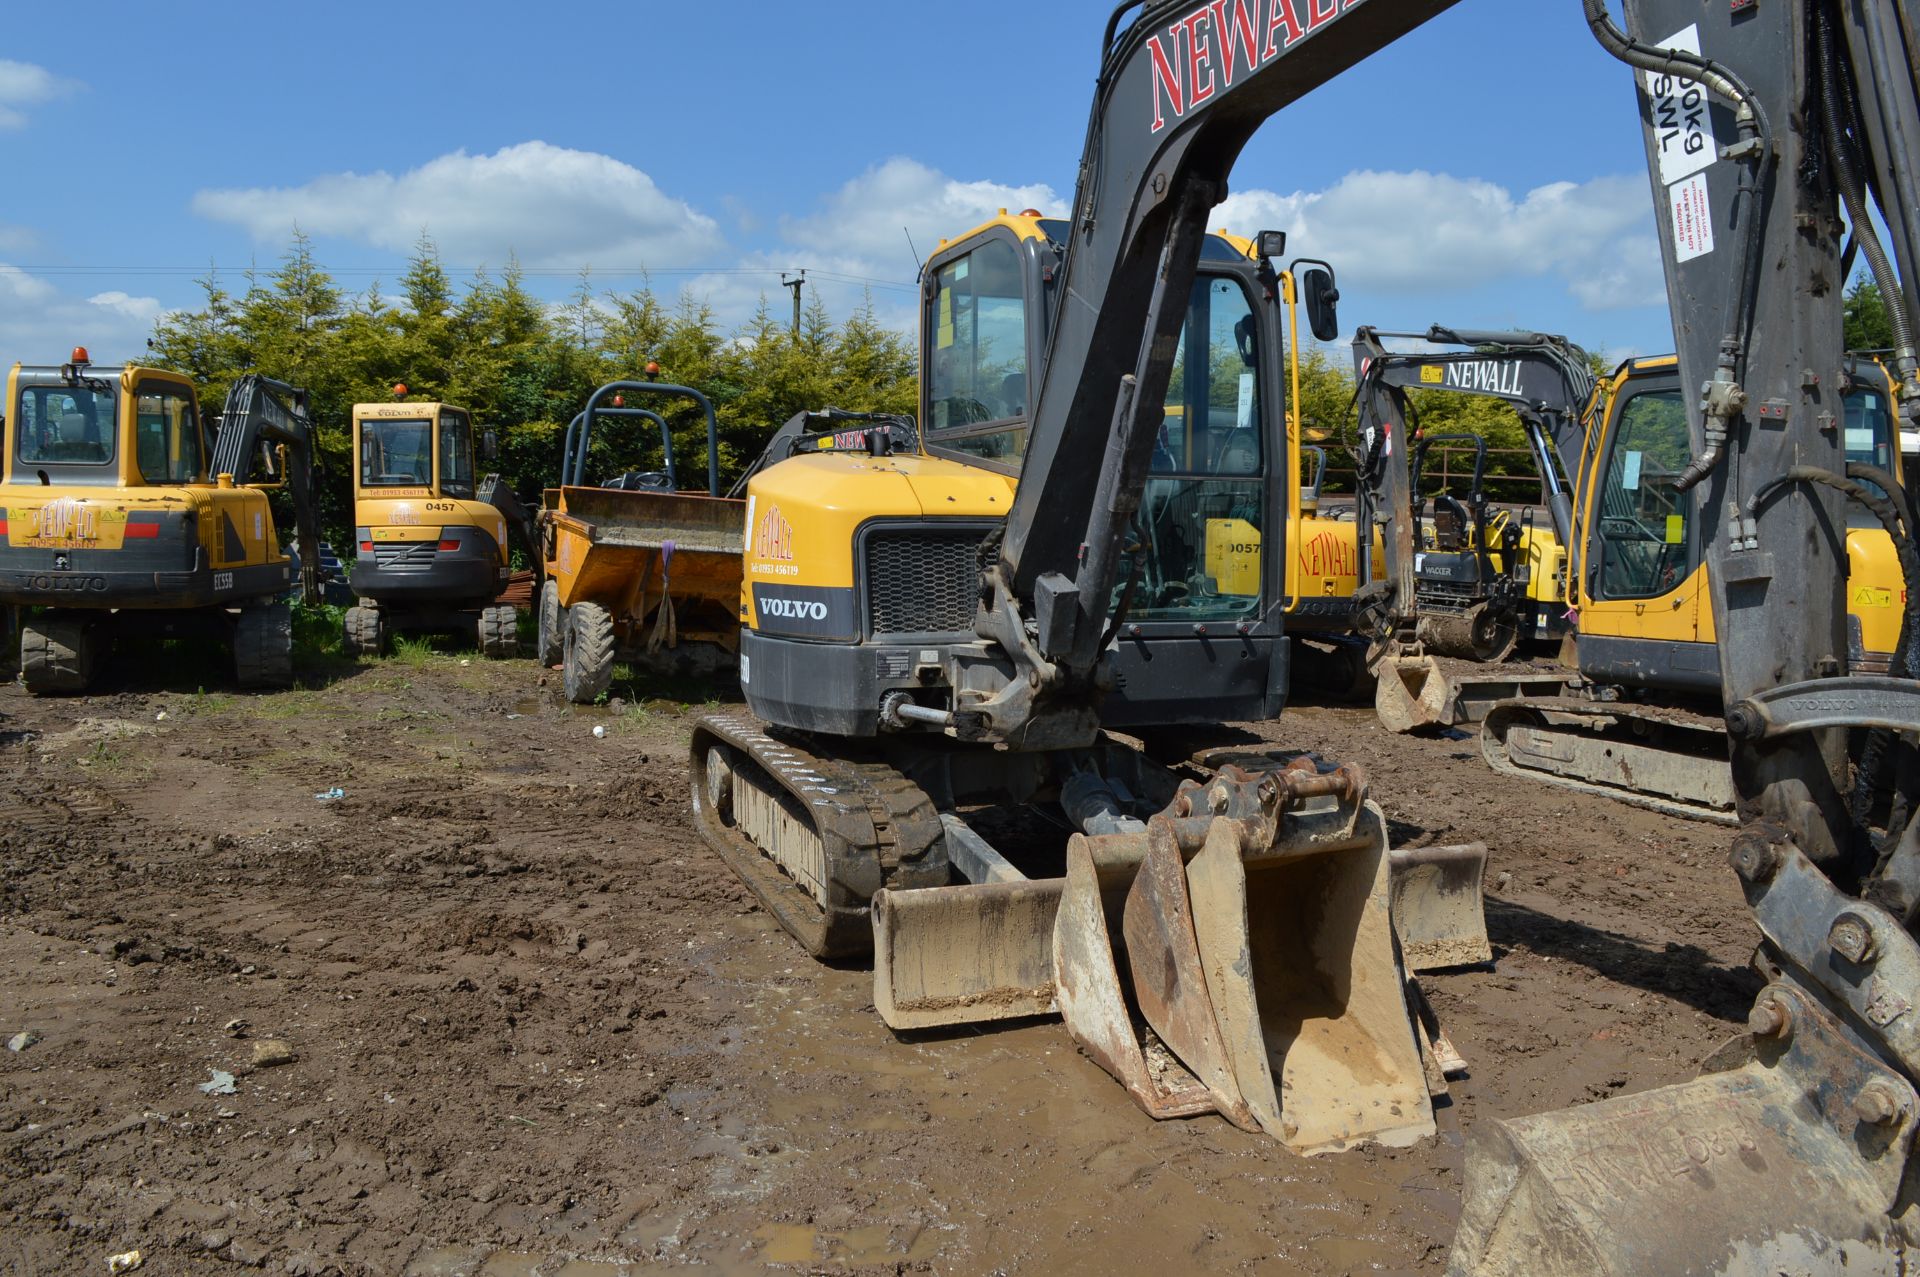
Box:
[388,635,440,667]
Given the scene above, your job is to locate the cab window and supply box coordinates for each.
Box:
[439,408,475,498]
[134,387,203,483]
[927,237,1027,464]
[1125,274,1266,622]
[1594,388,1694,600]
[1844,383,1896,515]
[361,418,434,487]
[16,383,116,466]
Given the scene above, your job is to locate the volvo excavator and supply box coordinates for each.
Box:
[343,398,536,659]
[696,1,1920,1270]
[0,355,320,691]
[1362,334,1911,743]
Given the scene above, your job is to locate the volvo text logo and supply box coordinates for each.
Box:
[760,597,828,621]
[24,573,108,593]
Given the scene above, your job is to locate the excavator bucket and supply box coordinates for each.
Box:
[1054,781,1434,1154]
[1387,843,1492,971]
[1375,651,1451,734]
[1185,807,1434,1153]
[1448,983,1916,1275]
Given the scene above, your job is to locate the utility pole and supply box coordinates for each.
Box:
[781,270,806,336]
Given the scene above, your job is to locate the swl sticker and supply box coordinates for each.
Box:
[1641,25,1719,186]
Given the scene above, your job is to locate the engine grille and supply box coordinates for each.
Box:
[863,524,994,639]
[372,541,438,572]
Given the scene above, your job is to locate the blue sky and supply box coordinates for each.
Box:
[2,1,1675,371]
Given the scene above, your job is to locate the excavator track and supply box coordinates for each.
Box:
[688,710,946,958]
[1480,696,1736,825]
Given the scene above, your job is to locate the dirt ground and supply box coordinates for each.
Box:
[0,643,1760,1275]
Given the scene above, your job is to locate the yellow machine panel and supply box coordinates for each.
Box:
[740,450,1016,630]
[1204,518,1262,596]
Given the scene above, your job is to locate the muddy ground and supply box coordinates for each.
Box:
[0,642,1758,1275]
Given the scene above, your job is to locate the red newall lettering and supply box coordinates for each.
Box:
[1306,0,1340,28]
[1148,30,1185,132]
[1183,11,1216,106]
[1263,0,1306,56]
[1209,0,1259,87]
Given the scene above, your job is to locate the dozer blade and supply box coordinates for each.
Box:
[1388,842,1492,971]
[1053,834,1219,1119]
[1449,983,1916,1276]
[871,879,1060,1031]
[1186,805,1435,1154]
[1375,651,1451,734]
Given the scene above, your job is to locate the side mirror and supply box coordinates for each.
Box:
[1234,315,1258,366]
[482,428,499,461]
[1301,266,1340,343]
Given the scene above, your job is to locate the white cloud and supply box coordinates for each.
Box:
[780,157,1064,265]
[192,141,724,270]
[0,264,164,364]
[0,60,81,130]
[86,290,166,323]
[1213,169,1658,311]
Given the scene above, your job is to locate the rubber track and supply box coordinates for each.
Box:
[234,604,293,689]
[1481,696,1737,826]
[689,709,945,959]
[479,606,520,660]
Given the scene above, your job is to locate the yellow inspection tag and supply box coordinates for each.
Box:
[1665,514,1684,544]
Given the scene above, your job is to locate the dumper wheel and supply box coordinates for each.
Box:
[563,601,615,704]
[535,580,565,666]
[479,605,520,660]
[234,601,294,689]
[343,605,386,659]
[19,614,92,695]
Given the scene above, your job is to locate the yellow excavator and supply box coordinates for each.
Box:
[697,1,1920,1270]
[342,396,536,658]
[0,352,319,691]
[1452,352,1912,821]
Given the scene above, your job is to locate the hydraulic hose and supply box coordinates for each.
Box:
[1583,0,1774,493]
[1816,3,1920,414]
[1747,463,1920,861]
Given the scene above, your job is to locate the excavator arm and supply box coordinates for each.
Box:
[1353,325,1597,550]
[964,0,1461,747]
[210,374,321,607]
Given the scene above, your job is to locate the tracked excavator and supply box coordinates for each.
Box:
[1362,334,1912,745]
[1465,350,1911,818]
[0,355,320,691]
[696,1,1920,1270]
[1355,326,1596,657]
[344,397,538,659]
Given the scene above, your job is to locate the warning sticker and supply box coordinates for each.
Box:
[1669,173,1715,262]
[1640,24,1719,186]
